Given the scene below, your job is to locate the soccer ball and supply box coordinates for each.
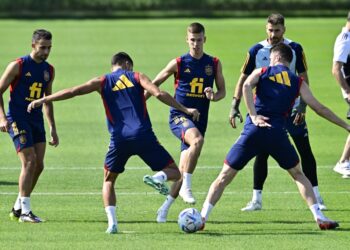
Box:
[178,208,203,233]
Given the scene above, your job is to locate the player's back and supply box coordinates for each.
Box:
[7,55,53,119]
[171,53,218,128]
[254,65,301,127]
[101,69,153,141]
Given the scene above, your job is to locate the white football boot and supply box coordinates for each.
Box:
[241,200,262,211]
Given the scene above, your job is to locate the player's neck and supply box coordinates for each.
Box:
[29,53,43,63]
[189,51,204,60]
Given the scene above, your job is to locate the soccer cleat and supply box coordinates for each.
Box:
[317,218,339,230]
[342,173,350,179]
[143,175,169,195]
[179,188,196,204]
[105,224,118,234]
[156,208,168,223]
[333,161,350,176]
[198,217,206,231]
[9,208,21,221]
[19,211,43,223]
[241,200,262,211]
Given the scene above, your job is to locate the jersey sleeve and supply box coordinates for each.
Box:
[292,43,308,74]
[333,33,350,63]
[241,45,260,75]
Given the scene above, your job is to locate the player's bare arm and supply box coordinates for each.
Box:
[27,77,102,112]
[145,59,178,100]
[139,72,200,121]
[243,69,271,128]
[332,61,350,101]
[43,68,59,147]
[229,73,248,128]
[204,60,226,102]
[300,81,350,132]
[0,61,19,132]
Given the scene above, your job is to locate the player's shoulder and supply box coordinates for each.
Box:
[284,38,303,50]
[248,40,265,54]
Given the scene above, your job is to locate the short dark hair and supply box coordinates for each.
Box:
[111,52,133,66]
[267,13,285,26]
[187,22,205,34]
[32,29,52,42]
[347,11,350,21]
[270,43,293,63]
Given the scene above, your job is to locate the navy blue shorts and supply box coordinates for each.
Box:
[225,123,299,171]
[7,116,46,152]
[285,114,308,137]
[104,135,174,174]
[169,115,205,151]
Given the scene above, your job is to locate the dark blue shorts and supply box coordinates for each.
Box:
[285,114,308,137]
[7,116,46,152]
[169,115,205,151]
[225,123,299,171]
[104,135,174,174]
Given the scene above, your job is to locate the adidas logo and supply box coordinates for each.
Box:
[184,68,191,73]
[25,72,31,77]
[262,57,268,61]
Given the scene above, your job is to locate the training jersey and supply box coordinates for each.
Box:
[7,55,54,120]
[253,65,302,128]
[333,27,350,86]
[100,68,153,141]
[241,38,307,109]
[171,52,218,130]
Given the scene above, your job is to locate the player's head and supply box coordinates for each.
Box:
[266,13,286,45]
[269,43,293,66]
[111,52,133,71]
[186,22,206,57]
[31,29,52,62]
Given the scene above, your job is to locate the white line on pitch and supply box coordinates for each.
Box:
[0,191,349,196]
[0,165,333,170]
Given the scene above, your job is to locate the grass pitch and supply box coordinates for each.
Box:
[0,18,349,249]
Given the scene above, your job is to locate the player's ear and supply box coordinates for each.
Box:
[204,35,207,43]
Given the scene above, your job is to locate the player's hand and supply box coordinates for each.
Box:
[291,99,307,125]
[204,87,214,101]
[229,98,243,129]
[0,117,10,132]
[250,115,271,128]
[27,99,44,113]
[49,127,59,147]
[292,112,305,125]
[187,108,200,122]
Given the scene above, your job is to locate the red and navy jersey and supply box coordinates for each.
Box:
[101,68,153,141]
[253,65,302,127]
[7,55,54,120]
[171,53,218,131]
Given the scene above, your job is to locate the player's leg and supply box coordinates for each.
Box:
[32,142,46,191]
[178,127,204,204]
[156,150,187,222]
[287,164,339,230]
[334,134,350,178]
[103,169,119,234]
[241,152,268,211]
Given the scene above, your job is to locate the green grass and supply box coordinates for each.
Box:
[0,18,350,249]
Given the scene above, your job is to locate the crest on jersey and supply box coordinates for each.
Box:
[205,65,213,76]
[19,135,27,145]
[44,70,50,82]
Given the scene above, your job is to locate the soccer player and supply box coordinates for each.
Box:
[332,11,350,178]
[201,43,344,231]
[146,22,226,223]
[27,52,200,234]
[0,29,59,223]
[230,13,326,211]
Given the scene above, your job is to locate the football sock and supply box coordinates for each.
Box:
[14,193,21,210]
[152,171,167,182]
[309,204,326,221]
[105,206,117,228]
[160,195,175,210]
[20,197,31,215]
[252,189,262,202]
[182,172,192,190]
[201,201,214,222]
[312,186,322,202]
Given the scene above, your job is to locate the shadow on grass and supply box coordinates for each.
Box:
[0,181,18,186]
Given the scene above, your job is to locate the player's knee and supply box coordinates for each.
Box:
[191,136,204,150]
[23,154,37,170]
